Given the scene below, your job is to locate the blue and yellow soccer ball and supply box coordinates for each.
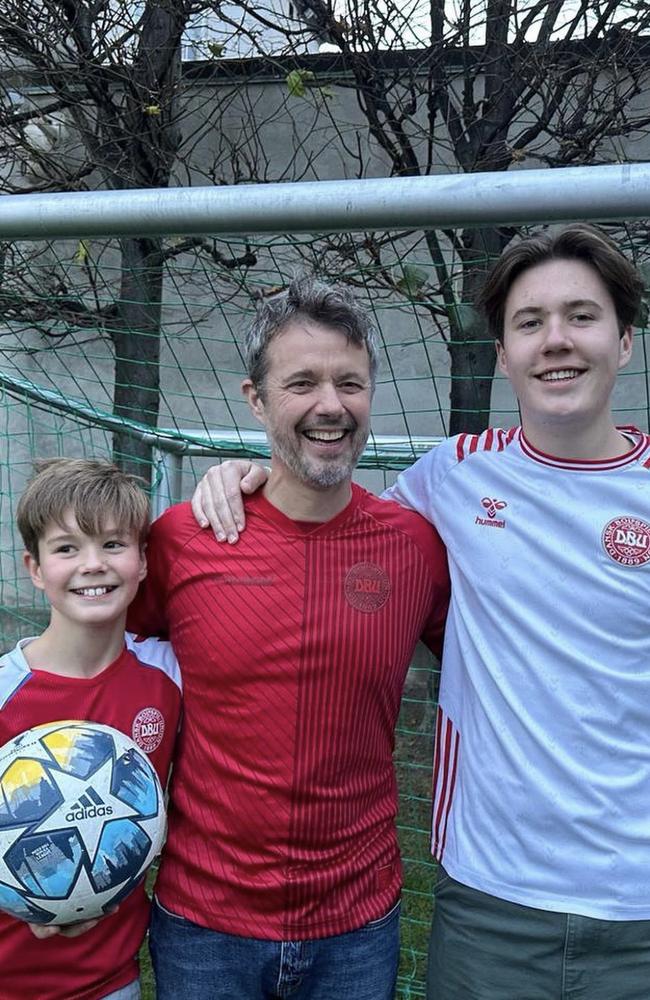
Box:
[0,721,166,925]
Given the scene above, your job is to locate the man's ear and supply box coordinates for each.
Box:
[495,338,508,376]
[618,327,633,371]
[23,550,45,592]
[242,379,266,426]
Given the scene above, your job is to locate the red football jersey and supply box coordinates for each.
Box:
[129,485,449,940]
[0,635,181,1000]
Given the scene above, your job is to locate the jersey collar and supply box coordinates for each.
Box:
[518,425,649,471]
[248,483,363,536]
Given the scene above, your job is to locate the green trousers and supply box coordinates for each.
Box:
[427,869,650,1000]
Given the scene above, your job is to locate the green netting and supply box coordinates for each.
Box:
[1,222,649,996]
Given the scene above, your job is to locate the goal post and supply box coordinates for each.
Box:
[1,165,649,997]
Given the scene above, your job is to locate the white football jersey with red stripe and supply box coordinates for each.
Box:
[387,426,650,920]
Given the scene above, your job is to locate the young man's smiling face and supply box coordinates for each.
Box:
[243,320,372,493]
[25,511,146,629]
[497,257,633,454]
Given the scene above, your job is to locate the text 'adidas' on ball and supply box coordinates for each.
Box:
[0,720,166,925]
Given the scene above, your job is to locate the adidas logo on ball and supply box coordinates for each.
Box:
[65,788,114,823]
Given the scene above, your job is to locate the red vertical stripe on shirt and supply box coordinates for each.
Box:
[431,707,460,861]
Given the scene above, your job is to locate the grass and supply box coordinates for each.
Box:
[140,944,155,999]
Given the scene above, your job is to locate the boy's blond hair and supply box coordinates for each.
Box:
[17,458,150,561]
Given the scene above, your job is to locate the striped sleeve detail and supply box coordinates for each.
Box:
[455,427,519,463]
[431,706,460,860]
[125,633,183,692]
[0,645,32,710]
[456,433,479,462]
[641,437,650,469]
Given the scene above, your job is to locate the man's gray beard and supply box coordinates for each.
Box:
[299,462,354,490]
[272,430,368,491]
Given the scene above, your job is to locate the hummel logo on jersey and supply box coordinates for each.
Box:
[65,786,114,822]
[481,497,507,518]
[475,497,507,528]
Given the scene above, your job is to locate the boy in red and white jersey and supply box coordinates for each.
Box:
[0,459,181,1000]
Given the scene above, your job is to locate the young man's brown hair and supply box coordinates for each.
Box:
[479,223,644,342]
[17,458,150,561]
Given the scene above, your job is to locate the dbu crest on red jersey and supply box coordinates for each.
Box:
[132,707,165,753]
[344,562,391,612]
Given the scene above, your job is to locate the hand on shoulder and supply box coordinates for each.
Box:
[190,460,269,542]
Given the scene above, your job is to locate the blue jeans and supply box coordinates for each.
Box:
[150,896,400,999]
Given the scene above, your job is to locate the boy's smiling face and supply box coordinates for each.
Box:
[25,509,146,629]
[496,257,632,453]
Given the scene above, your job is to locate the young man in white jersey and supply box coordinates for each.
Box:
[193,224,650,999]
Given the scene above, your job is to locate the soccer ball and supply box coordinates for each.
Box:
[0,720,166,925]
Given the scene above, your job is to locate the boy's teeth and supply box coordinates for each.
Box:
[76,586,110,597]
[540,369,580,381]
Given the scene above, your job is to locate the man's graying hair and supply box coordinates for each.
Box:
[245,275,379,394]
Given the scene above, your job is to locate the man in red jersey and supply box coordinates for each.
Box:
[128,276,449,1000]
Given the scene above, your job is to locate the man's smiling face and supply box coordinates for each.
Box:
[243,320,372,491]
[496,257,632,450]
